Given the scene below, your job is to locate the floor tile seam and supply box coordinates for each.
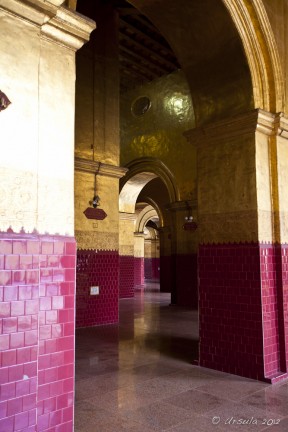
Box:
[237,386,288,404]
[119,400,196,428]
[199,395,286,420]
[164,387,240,409]
[161,414,211,432]
[233,399,288,420]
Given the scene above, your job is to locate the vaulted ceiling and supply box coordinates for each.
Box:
[77,0,254,125]
[115,1,180,92]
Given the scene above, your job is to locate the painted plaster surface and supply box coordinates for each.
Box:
[0,6,83,236]
[120,70,197,201]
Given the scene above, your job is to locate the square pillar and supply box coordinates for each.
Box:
[0,1,95,431]
[185,109,288,382]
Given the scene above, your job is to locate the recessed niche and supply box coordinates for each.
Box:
[131,96,151,117]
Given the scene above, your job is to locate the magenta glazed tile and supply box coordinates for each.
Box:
[2,349,17,367]
[0,382,16,401]
[14,410,29,430]
[0,302,10,318]
[0,240,13,255]
[3,317,17,333]
[0,334,10,350]
[10,332,25,349]
[53,241,65,255]
[5,255,20,270]
[0,271,12,286]
[27,241,40,255]
[16,379,30,397]
[7,397,22,416]
[12,270,26,285]
[0,416,14,432]
[13,241,27,255]
[19,255,33,270]
[41,242,54,255]
[65,242,76,256]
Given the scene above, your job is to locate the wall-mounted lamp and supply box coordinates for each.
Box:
[90,194,100,208]
[183,202,197,231]
[184,215,194,222]
[0,90,11,112]
[89,163,101,208]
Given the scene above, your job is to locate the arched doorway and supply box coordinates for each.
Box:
[74,0,287,383]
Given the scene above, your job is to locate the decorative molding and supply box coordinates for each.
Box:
[0,0,95,51]
[0,0,57,26]
[41,6,96,51]
[184,110,288,147]
[119,212,136,221]
[184,110,259,145]
[278,114,288,140]
[75,157,128,179]
[166,199,197,213]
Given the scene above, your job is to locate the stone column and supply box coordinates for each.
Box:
[166,201,198,308]
[159,226,172,293]
[74,160,126,327]
[144,236,160,281]
[134,233,145,286]
[0,1,94,431]
[119,213,136,298]
[185,109,288,382]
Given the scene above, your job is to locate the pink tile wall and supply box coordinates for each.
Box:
[0,232,76,432]
[0,237,39,432]
[119,255,134,299]
[260,244,287,377]
[198,243,265,380]
[37,237,76,432]
[144,258,160,281]
[134,257,144,286]
[76,250,119,327]
[282,245,288,372]
[199,242,288,382]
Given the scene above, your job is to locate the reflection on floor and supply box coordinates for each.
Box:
[75,282,288,431]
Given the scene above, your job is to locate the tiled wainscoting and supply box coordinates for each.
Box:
[0,232,76,432]
[76,250,119,327]
[199,242,288,383]
[119,255,134,299]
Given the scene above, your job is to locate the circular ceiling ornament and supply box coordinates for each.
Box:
[131,96,151,117]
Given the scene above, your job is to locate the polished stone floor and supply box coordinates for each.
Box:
[75,283,288,431]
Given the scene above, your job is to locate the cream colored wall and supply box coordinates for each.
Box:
[144,239,159,259]
[119,216,135,256]
[0,0,94,235]
[134,234,145,258]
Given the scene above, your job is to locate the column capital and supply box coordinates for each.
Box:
[0,0,96,50]
[166,200,197,213]
[75,157,128,179]
[184,109,288,146]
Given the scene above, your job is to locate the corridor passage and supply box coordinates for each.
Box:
[75,283,288,431]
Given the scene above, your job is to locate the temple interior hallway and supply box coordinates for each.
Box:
[75,283,288,431]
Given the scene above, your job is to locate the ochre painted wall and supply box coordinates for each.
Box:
[120,70,197,201]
